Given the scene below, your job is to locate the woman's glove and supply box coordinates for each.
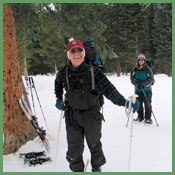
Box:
[135,80,143,90]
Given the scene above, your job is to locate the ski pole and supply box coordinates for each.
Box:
[30,77,49,129]
[128,111,134,172]
[125,94,138,128]
[126,117,130,128]
[125,99,131,128]
[28,77,36,116]
[126,94,138,172]
[54,110,64,167]
[141,88,159,127]
[125,102,131,128]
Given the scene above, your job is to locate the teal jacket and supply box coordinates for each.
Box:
[130,64,155,92]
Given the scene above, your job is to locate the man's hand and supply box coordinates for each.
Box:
[55,99,65,111]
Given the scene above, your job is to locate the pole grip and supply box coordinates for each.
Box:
[130,94,138,104]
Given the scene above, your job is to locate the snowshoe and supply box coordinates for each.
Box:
[28,157,52,166]
[144,118,153,124]
[20,151,46,159]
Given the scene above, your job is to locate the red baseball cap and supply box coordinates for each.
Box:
[66,40,84,52]
[66,39,85,59]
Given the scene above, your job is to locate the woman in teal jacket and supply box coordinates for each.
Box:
[130,54,155,124]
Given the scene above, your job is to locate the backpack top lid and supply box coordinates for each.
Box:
[82,38,96,63]
[145,58,155,71]
[82,38,103,67]
[82,38,94,47]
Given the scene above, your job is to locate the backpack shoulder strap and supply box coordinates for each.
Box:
[87,64,95,90]
[64,65,70,90]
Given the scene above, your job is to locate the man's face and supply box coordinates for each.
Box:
[69,47,85,67]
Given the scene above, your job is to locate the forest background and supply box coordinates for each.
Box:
[13,3,172,76]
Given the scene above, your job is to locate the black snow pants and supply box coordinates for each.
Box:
[65,104,106,172]
[136,90,152,120]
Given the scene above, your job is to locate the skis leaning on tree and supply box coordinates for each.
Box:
[19,151,52,166]
[19,81,50,152]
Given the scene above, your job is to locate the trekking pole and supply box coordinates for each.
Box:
[30,77,49,129]
[125,103,132,128]
[126,117,130,128]
[54,110,64,167]
[128,112,134,172]
[125,94,135,128]
[28,77,36,116]
[125,94,138,172]
[141,88,159,127]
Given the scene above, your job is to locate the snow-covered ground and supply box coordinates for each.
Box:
[3,74,172,172]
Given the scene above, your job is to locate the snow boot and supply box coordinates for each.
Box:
[134,116,143,122]
[92,167,101,172]
[144,118,153,124]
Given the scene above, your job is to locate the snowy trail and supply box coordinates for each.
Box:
[3,74,172,172]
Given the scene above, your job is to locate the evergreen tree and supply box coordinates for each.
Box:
[13,3,40,76]
[13,3,172,76]
[152,4,172,75]
[102,3,149,75]
[53,3,109,64]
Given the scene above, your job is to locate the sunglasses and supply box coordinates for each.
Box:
[138,59,145,61]
[70,48,83,54]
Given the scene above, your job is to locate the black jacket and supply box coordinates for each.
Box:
[55,61,126,107]
[130,64,154,92]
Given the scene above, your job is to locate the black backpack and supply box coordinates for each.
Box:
[82,39,104,106]
[82,38,104,71]
[145,58,155,85]
[145,58,155,73]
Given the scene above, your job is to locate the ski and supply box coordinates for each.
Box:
[22,82,32,112]
[19,94,50,152]
[19,96,32,120]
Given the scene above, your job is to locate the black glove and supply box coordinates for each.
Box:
[135,80,143,90]
[55,99,65,111]
[126,99,140,113]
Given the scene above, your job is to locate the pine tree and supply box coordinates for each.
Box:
[152,4,172,76]
[3,3,36,154]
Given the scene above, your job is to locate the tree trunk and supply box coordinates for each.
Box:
[23,46,28,81]
[3,3,37,155]
[116,58,121,77]
[55,62,58,74]
[154,60,159,74]
[135,35,139,57]
[168,66,172,77]
[125,64,128,75]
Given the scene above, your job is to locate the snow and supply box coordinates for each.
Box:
[3,74,172,172]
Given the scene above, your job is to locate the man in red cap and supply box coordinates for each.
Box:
[54,39,139,172]
[66,39,86,67]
